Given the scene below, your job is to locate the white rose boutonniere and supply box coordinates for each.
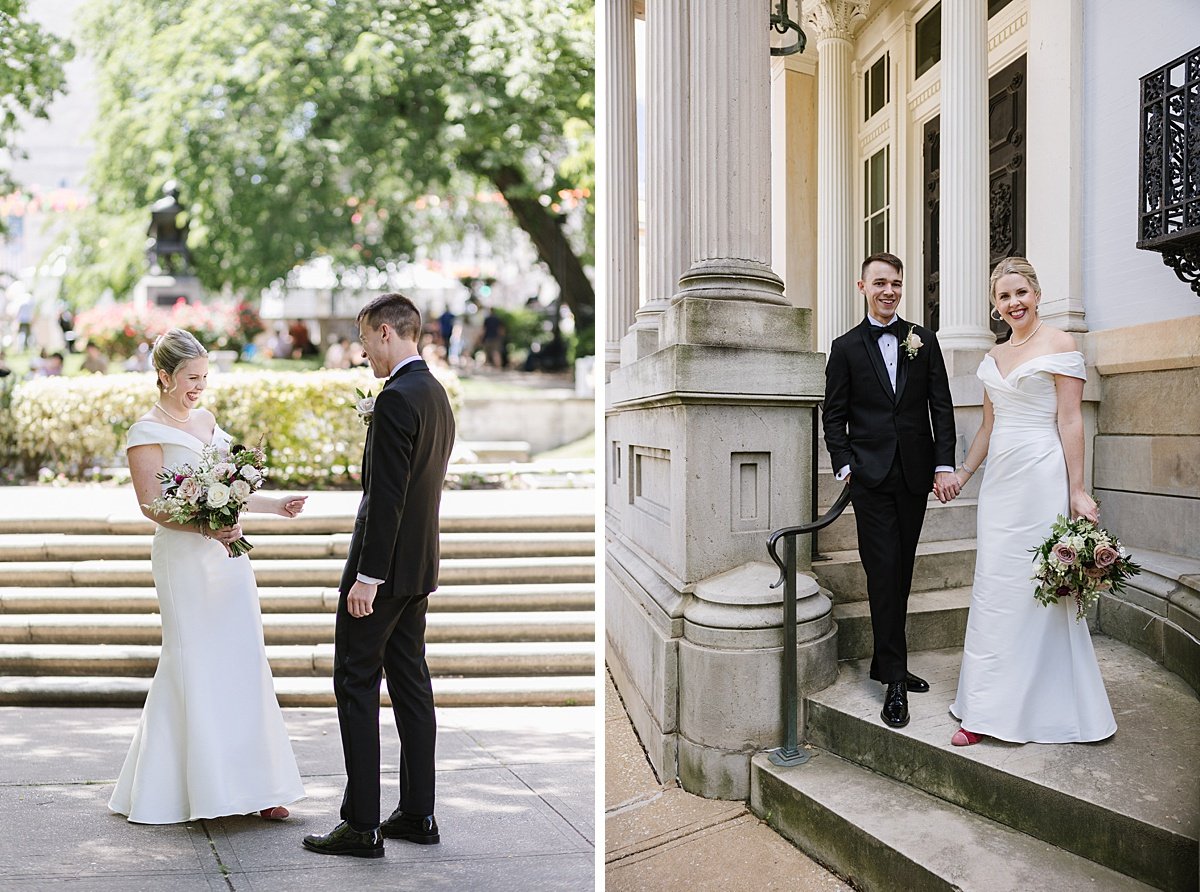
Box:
[902,325,923,360]
[354,387,376,426]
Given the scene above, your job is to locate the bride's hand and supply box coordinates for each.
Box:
[1070,490,1099,524]
[275,495,307,518]
[210,523,244,556]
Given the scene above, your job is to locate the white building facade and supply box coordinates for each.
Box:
[601,0,1199,824]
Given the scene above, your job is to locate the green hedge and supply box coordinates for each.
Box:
[0,367,463,488]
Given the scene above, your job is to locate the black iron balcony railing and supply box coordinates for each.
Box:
[1137,44,1200,296]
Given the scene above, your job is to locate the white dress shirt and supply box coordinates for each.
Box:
[356,354,424,586]
[835,315,953,481]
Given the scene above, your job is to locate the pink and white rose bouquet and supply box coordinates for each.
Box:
[1031,515,1141,621]
[146,440,268,557]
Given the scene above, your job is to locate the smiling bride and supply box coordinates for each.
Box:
[108,328,309,824]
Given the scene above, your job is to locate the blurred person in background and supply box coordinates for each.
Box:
[81,343,109,374]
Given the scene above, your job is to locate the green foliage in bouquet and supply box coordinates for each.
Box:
[2,367,462,487]
[1030,515,1141,622]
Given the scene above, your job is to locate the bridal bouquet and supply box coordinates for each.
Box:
[146,442,267,557]
[1031,515,1141,621]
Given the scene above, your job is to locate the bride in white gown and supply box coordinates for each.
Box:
[948,258,1116,746]
[109,328,308,823]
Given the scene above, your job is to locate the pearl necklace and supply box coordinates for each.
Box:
[154,401,191,424]
[1009,319,1044,348]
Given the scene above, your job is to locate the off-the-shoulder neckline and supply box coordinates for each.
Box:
[985,350,1083,381]
[129,419,220,449]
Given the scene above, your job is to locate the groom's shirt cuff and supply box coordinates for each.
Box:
[835,465,850,480]
[935,465,954,474]
[356,573,385,585]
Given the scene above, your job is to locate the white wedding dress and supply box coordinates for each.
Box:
[949,351,1116,743]
[109,420,305,823]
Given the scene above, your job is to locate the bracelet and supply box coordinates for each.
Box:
[959,464,975,476]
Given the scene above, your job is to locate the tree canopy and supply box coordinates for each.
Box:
[0,0,74,204]
[66,0,594,334]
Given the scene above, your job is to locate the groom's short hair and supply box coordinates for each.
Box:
[358,292,422,341]
[861,252,903,279]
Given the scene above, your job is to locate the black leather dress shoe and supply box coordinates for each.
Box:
[881,682,910,728]
[904,671,930,693]
[381,808,440,844]
[302,821,384,858]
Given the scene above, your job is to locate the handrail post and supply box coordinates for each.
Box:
[769,534,809,766]
[810,404,820,561]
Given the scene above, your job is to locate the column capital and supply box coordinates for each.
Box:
[803,0,869,42]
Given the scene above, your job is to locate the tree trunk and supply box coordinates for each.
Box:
[487,165,595,331]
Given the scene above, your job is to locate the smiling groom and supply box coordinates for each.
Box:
[303,292,455,858]
[822,252,959,729]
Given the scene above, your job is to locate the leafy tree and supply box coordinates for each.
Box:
[67,0,594,343]
[0,0,74,216]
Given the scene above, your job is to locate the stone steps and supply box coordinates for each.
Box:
[814,539,977,603]
[751,639,1199,892]
[0,513,596,536]
[0,641,594,678]
[832,587,971,659]
[0,531,597,561]
[0,583,595,614]
[752,751,1155,892]
[0,610,596,646]
[0,674,595,708]
[0,556,596,588]
[818,499,978,553]
[0,503,598,708]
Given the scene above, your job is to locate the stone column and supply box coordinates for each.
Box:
[598,0,640,378]
[807,1,869,354]
[935,0,995,354]
[1026,0,1087,332]
[672,0,785,305]
[625,0,689,359]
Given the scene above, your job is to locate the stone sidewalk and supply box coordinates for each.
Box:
[0,705,594,890]
[604,672,851,892]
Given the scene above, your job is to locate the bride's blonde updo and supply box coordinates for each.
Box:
[152,328,208,393]
[989,256,1042,301]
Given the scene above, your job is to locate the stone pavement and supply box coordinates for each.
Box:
[0,704,595,890]
[604,672,851,892]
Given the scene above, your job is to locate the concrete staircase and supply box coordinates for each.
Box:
[751,468,1199,891]
[0,510,596,708]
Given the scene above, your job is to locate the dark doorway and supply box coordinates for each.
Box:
[922,54,1027,338]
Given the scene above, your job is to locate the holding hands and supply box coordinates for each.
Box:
[933,470,962,504]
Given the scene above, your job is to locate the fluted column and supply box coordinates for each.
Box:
[808,0,868,354]
[633,0,689,336]
[599,0,640,377]
[936,0,994,350]
[673,0,785,304]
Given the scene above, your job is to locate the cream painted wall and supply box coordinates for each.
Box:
[1081,0,1200,331]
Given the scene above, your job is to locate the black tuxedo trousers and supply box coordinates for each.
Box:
[849,456,929,683]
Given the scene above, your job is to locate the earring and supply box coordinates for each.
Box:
[990,306,1003,322]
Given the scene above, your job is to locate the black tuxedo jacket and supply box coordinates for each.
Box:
[823,317,956,494]
[345,359,455,598]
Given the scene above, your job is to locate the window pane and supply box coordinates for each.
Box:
[915,3,941,79]
[870,212,887,254]
[870,56,887,117]
[869,149,887,212]
[988,0,1015,17]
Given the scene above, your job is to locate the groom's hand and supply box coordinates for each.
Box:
[347,580,378,618]
[933,471,961,504]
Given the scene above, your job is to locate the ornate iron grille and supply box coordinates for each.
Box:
[1137,45,1200,296]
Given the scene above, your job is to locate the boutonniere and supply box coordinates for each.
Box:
[902,325,923,360]
[354,387,377,426]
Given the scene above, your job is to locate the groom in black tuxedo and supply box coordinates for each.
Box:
[823,253,959,729]
[304,292,455,858]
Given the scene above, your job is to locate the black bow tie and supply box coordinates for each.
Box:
[870,320,902,340]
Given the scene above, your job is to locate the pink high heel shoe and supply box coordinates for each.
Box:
[951,728,982,746]
[259,806,290,820]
